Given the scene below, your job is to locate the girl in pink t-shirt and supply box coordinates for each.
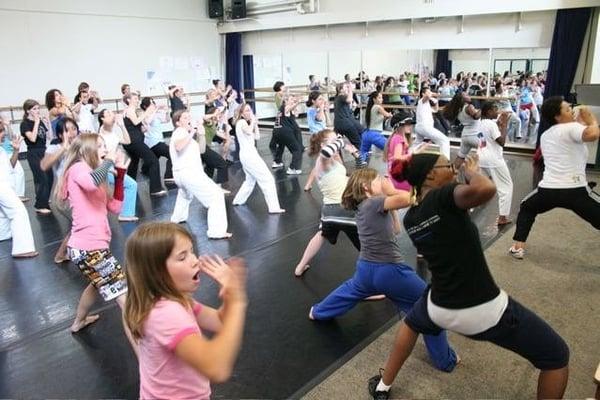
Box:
[384,116,415,192]
[54,133,132,339]
[124,222,247,400]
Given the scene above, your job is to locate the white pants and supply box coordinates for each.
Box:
[458,135,481,158]
[233,151,282,212]
[482,162,513,217]
[0,183,35,255]
[171,169,229,238]
[414,124,450,159]
[9,161,25,197]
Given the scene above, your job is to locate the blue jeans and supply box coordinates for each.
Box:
[359,129,387,159]
[107,173,138,217]
[312,259,457,372]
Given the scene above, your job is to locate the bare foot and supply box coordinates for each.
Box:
[70,314,100,333]
[208,232,233,240]
[294,264,310,277]
[497,217,512,226]
[269,209,286,214]
[364,294,386,301]
[14,251,39,259]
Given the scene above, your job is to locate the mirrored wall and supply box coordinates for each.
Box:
[250,47,550,148]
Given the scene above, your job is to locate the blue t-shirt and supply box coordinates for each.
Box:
[144,116,165,148]
[307,107,326,134]
[1,135,13,153]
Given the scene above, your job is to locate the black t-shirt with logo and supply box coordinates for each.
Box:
[20,119,48,149]
[403,183,500,309]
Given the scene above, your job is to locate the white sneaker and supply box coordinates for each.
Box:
[508,246,524,259]
[286,168,302,175]
[272,162,284,168]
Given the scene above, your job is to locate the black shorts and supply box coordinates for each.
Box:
[319,204,359,246]
[404,291,569,370]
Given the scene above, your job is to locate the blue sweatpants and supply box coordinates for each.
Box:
[359,129,387,159]
[107,173,138,217]
[312,259,458,372]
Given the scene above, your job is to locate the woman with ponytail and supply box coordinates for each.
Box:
[359,91,393,163]
[232,103,285,213]
[367,152,569,400]
[294,130,361,276]
[306,92,329,134]
[309,166,459,375]
[443,92,481,168]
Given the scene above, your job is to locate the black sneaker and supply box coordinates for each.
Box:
[368,371,389,400]
[355,157,368,169]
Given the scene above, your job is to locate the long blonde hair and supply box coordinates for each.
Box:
[124,222,195,339]
[341,168,379,210]
[52,133,102,209]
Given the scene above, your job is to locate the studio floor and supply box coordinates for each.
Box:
[1,131,595,399]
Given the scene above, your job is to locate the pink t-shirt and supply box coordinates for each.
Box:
[139,299,210,400]
[386,134,412,192]
[65,161,122,250]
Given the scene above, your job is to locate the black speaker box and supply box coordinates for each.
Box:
[231,0,246,19]
[208,0,223,18]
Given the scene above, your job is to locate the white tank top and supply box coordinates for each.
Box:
[457,104,481,137]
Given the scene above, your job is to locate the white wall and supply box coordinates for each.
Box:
[242,11,555,53]
[219,0,597,33]
[449,48,551,77]
[0,0,221,106]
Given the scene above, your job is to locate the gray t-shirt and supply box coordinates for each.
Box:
[356,196,403,264]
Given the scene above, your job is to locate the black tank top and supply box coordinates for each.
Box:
[124,116,144,143]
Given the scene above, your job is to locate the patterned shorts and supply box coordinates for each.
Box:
[68,248,128,302]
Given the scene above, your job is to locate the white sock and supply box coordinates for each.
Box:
[376,380,391,392]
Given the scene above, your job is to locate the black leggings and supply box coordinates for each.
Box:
[27,148,54,209]
[273,127,303,170]
[513,186,600,242]
[201,147,228,184]
[335,119,364,149]
[123,140,163,193]
[149,142,172,179]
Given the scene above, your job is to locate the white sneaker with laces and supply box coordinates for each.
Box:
[508,246,524,259]
[286,168,302,175]
[272,162,284,168]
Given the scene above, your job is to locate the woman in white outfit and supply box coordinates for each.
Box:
[414,88,450,159]
[0,129,37,258]
[443,92,481,168]
[169,110,231,239]
[0,119,27,201]
[477,102,514,226]
[233,103,285,214]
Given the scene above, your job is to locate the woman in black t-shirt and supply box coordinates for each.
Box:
[122,93,166,196]
[167,85,189,119]
[19,99,54,214]
[272,97,303,174]
[366,153,569,400]
[333,82,364,150]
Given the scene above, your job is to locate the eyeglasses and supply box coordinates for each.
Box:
[433,163,456,173]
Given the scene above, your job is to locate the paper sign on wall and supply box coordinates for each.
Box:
[174,57,189,70]
[159,56,174,71]
[190,56,206,70]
